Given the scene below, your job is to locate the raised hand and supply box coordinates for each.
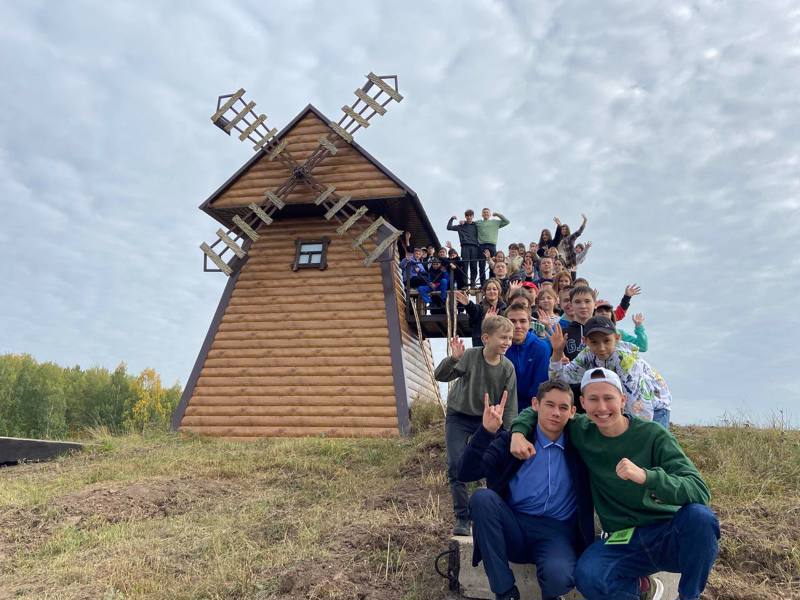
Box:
[454,290,470,306]
[449,337,466,361]
[510,432,536,460]
[509,280,523,292]
[553,217,561,225]
[446,240,453,249]
[484,248,492,258]
[482,390,508,434]
[485,305,498,317]
[581,213,588,223]
[616,458,647,485]
[451,215,458,221]
[632,313,645,326]
[624,284,642,297]
[546,322,566,358]
[585,241,593,249]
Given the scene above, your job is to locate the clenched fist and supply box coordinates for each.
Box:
[616,458,647,485]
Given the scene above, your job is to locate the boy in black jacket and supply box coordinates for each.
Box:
[458,381,594,600]
[448,209,481,287]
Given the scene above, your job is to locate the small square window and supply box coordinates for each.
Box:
[293,238,330,271]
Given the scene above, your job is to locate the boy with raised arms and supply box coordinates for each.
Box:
[510,368,719,600]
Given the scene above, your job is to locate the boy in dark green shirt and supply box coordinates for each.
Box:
[510,368,719,600]
[435,315,518,536]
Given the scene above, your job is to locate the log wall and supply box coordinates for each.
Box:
[178,217,403,438]
[210,110,405,208]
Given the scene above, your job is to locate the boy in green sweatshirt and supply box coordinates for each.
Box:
[476,207,511,284]
[509,368,719,600]
[434,315,518,536]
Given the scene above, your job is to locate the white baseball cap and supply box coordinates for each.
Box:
[580,367,624,394]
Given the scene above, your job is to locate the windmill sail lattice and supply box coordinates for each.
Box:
[200,73,405,275]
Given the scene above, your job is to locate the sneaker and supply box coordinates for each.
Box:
[495,585,520,600]
[640,575,665,600]
[453,518,471,536]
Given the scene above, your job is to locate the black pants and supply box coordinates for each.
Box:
[478,243,496,284]
[445,411,483,520]
[461,244,480,287]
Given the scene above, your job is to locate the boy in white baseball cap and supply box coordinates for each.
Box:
[509,367,719,600]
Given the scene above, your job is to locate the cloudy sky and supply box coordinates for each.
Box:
[2,1,798,425]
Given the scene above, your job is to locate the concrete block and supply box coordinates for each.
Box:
[451,535,680,600]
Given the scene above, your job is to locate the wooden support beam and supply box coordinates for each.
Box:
[324,194,351,220]
[233,215,260,241]
[328,122,353,143]
[264,191,285,210]
[314,185,336,206]
[238,114,267,140]
[354,88,386,115]
[336,206,368,235]
[364,229,403,266]
[211,88,245,122]
[352,217,386,248]
[366,73,403,102]
[216,229,246,259]
[200,242,232,276]
[341,106,370,128]
[224,100,255,132]
[0,437,84,463]
[318,136,338,155]
[252,128,278,150]
[248,203,272,226]
[266,138,287,161]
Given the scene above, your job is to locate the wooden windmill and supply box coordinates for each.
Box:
[171,74,443,438]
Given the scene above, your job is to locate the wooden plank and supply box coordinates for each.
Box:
[352,217,385,248]
[328,122,353,143]
[318,136,338,155]
[192,385,396,396]
[221,310,388,323]
[264,191,285,210]
[210,88,245,122]
[216,229,246,259]
[354,88,386,115]
[364,230,403,266]
[336,206,369,235]
[179,425,399,438]
[213,328,388,341]
[216,320,388,333]
[207,345,390,358]
[0,437,83,463]
[187,395,395,407]
[202,355,392,368]
[196,374,393,387]
[324,194,351,220]
[341,105,370,128]
[232,215,260,241]
[248,203,273,226]
[366,72,403,102]
[181,415,398,428]
[224,100,256,132]
[238,113,267,140]
[199,365,391,378]
[200,242,232,276]
[184,405,398,418]
[252,127,278,150]
[314,184,336,205]
[266,138,287,161]
[225,297,385,312]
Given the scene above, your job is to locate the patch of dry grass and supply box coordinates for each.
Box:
[0,410,797,599]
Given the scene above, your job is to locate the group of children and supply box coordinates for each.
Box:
[430,210,716,600]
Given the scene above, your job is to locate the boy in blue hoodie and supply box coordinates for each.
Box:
[504,303,552,413]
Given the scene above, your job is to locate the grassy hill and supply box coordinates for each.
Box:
[0,406,797,600]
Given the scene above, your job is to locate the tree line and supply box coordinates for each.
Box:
[0,354,182,439]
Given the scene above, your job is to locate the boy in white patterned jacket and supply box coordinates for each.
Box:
[546,315,672,428]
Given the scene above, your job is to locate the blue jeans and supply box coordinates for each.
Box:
[575,504,720,600]
[653,408,671,429]
[418,278,449,305]
[470,489,578,600]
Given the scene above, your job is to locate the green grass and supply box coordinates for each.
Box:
[0,409,797,599]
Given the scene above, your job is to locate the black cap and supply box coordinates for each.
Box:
[583,316,616,337]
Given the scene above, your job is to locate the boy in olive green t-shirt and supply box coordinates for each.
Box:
[510,368,719,600]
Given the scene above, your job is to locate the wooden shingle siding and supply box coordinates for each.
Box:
[209,111,404,209]
[388,253,441,406]
[179,217,401,438]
